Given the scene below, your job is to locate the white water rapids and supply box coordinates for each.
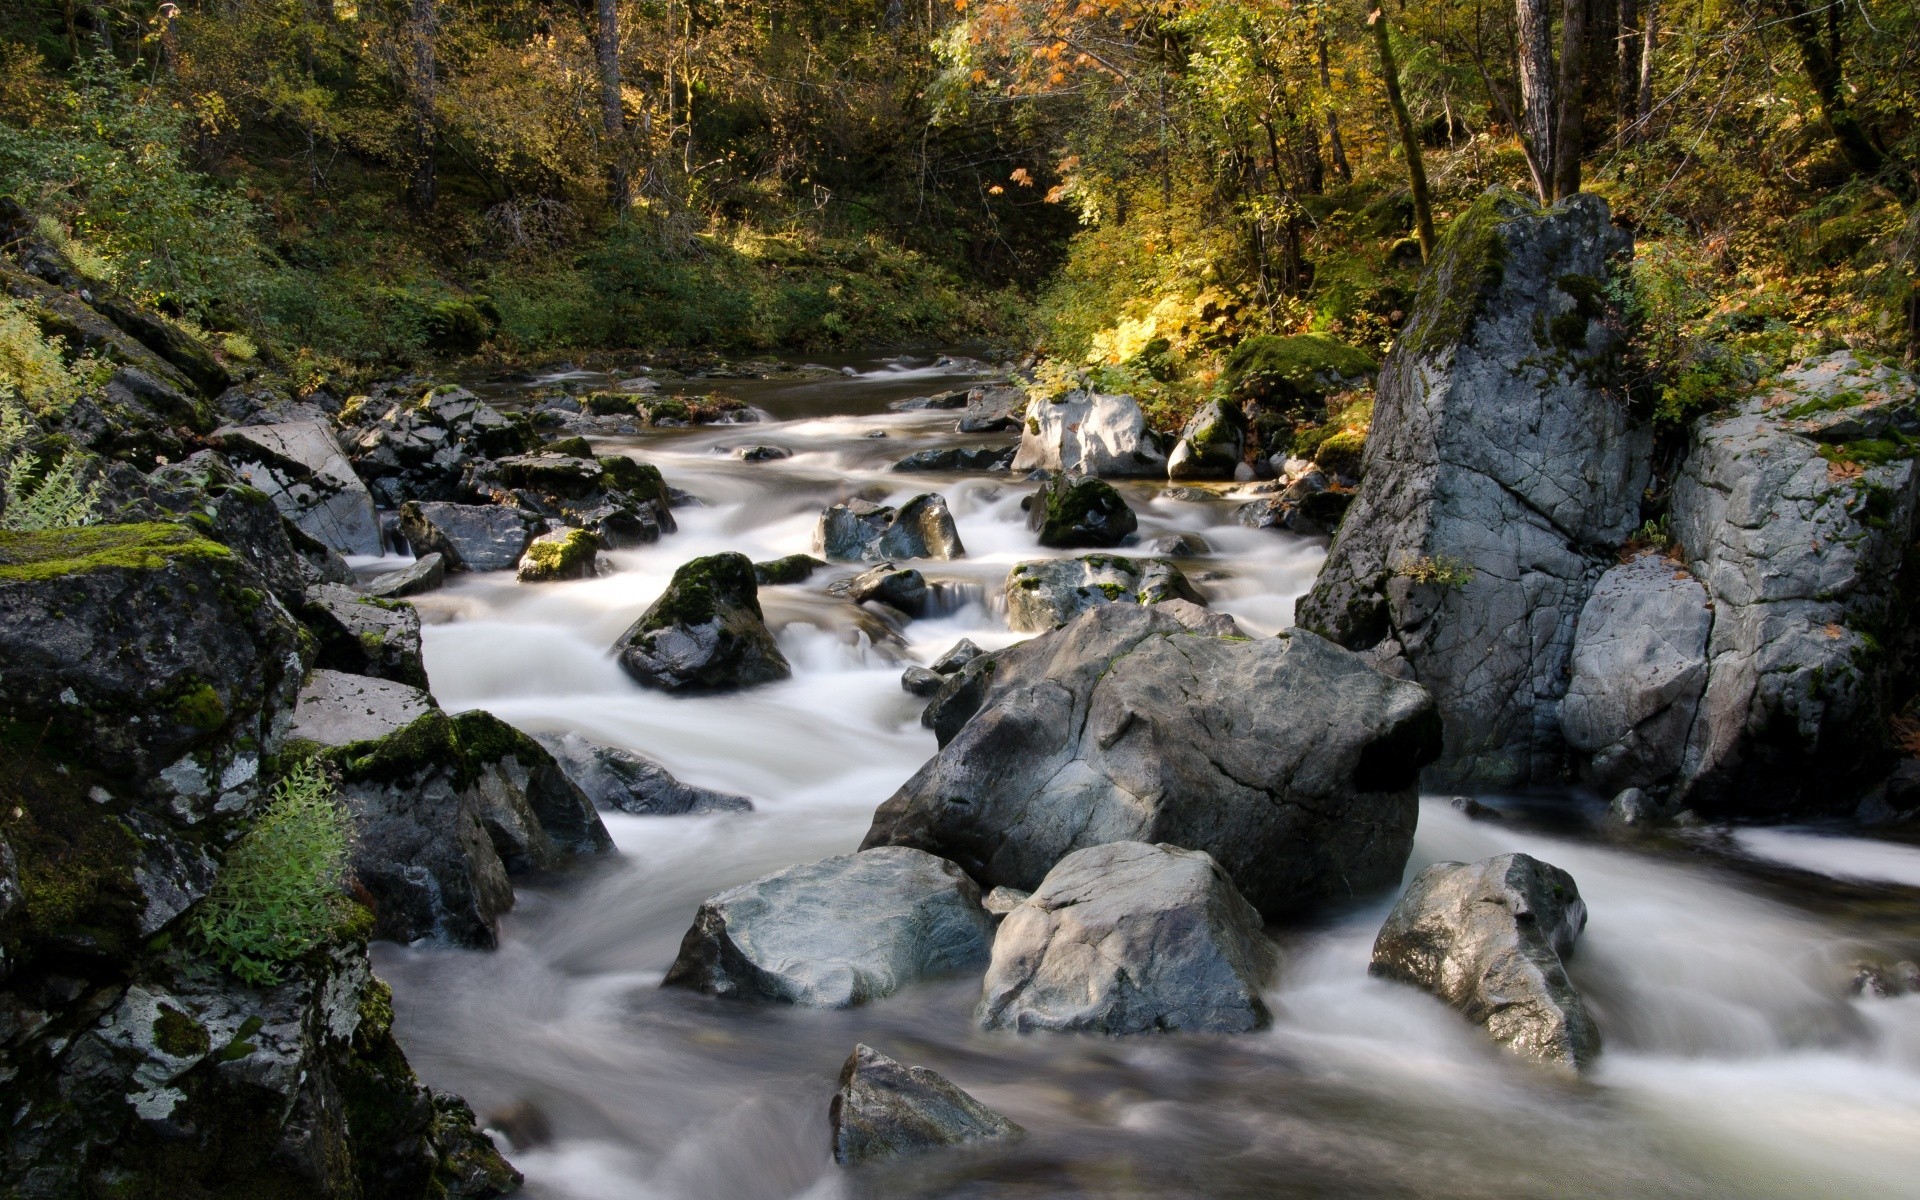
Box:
[370,356,1920,1199]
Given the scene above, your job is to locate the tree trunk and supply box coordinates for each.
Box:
[1617,0,1641,138]
[594,0,629,211]
[1774,0,1889,185]
[1635,0,1656,139]
[407,0,438,212]
[1371,7,1435,260]
[1319,36,1352,185]
[1514,0,1556,204]
[1552,0,1586,200]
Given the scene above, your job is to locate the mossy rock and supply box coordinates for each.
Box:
[1027,474,1139,549]
[1314,429,1368,479]
[0,744,144,965]
[614,552,792,691]
[0,521,232,583]
[517,529,598,583]
[597,455,672,510]
[1394,189,1532,360]
[585,391,640,416]
[755,553,828,585]
[546,435,595,458]
[1223,335,1378,409]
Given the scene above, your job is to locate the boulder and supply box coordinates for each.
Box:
[340,383,536,506]
[534,731,753,815]
[213,419,386,557]
[300,583,429,688]
[1004,554,1203,633]
[1296,191,1648,789]
[754,553,827,585]
[1149,531,1211,556]
[1025,473,1138,548]
[1223,334,1377,413]
[472,453,678,548]
[144,450,315,608]
[931,638,984,675]
[733,445,790,461]
[890,389,971,411]
[661,847,994,1007]
[612,552,791,691]
[452,711,614,872]
[1560,553,1711,793]
[864,603,1439,919]
[892,446,1016,472]
[978,842,1275,1034]
[1665,352,1920,814]
[516,528,598,583]
[849,563,929,616]
[1369,853,1600,1072]
[398,501,546,573]
[901,665,945,697]
[829,1044,1023,1166]
[1011,390,1167,477]
[816,494,966,562]
[1166,399,1248,480]
[955,384,1024,433]
[365,552,446,598]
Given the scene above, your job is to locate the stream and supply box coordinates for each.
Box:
[368,355,1920,1199]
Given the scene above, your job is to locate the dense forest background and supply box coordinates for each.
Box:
[1,0,1915,420]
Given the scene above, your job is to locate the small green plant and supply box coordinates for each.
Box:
[193,760,354,986]
[1,447,101,532]
[1393,554,1475,589]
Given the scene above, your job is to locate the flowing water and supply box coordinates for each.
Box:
[371,356,1920,1199]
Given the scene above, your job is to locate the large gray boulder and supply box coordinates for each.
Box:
[534,731,753,814]
[214,419,385,557]
[300,582,428,688]
[1012,390,1166,477]
[1560,553,1711,793]
[398,501,546,572]
[954,384,1024,433]
[1296,191,1648,789]
[829,1044,1022,1166]
[1369,852,1600,1072]
[1004,554,1204,633]
[1166,399,1247,480]
[864,603,1439,919]
[816,494,966,562]
[612,552,792,691]
[1664,352,1920,814]
[978,842,1275,1034]
[660,847,995,1007]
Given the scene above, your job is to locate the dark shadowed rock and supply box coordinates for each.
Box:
[849,563,929,615]
[931,638,984,675]
[893,446,1016,472]
[817,494,966,562]
[1369,852,1600,1072]
[902,665,945,697]
[612,552,791,691]
[453,711,615,872]
[661,847,994,1007]
[301,583,429,688]
[978,842,1275,1034]
[865,603,1439,919]
[829,1044,1022,1166]
[534,731,753,814]
[340,382,536,506]
[398,501,546,572]
[1025,473,1137,548]
[754,553,827,585]
[1004,554,1202,632]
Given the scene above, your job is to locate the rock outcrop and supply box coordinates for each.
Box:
[1025,473,1138,548]
[661,847,994,1007]
[978,842,1275,1034]
[471,452,676,548]
[364,552,446,598]
[1004,554,1204,632]
[1369,852,1600,1072]
[301,582,430,688]
[535,731,754,814]
[864,603,1439,919]
[1296,191,1647,788]
[1166,399,1248,480]
[612,551,792,691]
[214,419,386,557]
[340,382,536,506]
[829,1044,1022,1166]
[398,501,546,573]
[1012,390,1166,477]
[816,494,965,562]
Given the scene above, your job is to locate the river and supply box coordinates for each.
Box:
[367,355,1920,1199]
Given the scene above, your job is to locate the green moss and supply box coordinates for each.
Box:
[1314,428,1367,477]
[325,710,466,789]
[546,435,594,457]
[450,709,546,771]
[1820,437,1916,468]
[643,397,692,424]
[519,528,596,579]
[640,552,761,631]
[584,391,638,416]
[0,744,143,962]
[598,454,670,507]
[0,522,232,583]
[1398,190,1529,359]
[1549,311,1590,352]
[1223,334,1378,405]
[753,553,826,585]
[153,1004,212,1058]
[170,681,228,732]
[1033,475,1136,548]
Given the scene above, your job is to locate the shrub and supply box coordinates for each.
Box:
[192,760,354,985]
[1393,554,1474,589]
[1,447,101,531]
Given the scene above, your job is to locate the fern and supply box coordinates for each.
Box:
[1,448,102,532]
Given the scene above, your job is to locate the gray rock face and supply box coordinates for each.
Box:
[1369,852,1600,1072]
[453,711,614,872]
[829,1044,1022,1166]
[955,384,1025,433]
[661,847,995,1007]
[978,842,1275,1034]
[398,501,546,572]
[1296,191,1648,789]
[534,731,753,814]
[1665,352,1920,814]
[214,419,385,556]
[1166,399,1247,480]
[612,552,792,691]
[144,449,315,608]
[301,583,429,688]
[286,669,435,747]
[1560,554,1711,793]
[1012,390,1167,477]
[1004,555,1204,633]
[864,603,1439,919]
[849,563,929,615]
[902,665,946,697]
[931,638,984,674]
[817,494,966,562]
[365,551,446,598]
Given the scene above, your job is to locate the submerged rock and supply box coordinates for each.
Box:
[848,562,929,616]
[1012,390,1166,477]
[1025,473,1138,548]
[214,418,386,557]
[1004,554,1203,633]
[535,730,753,814]
[399,500,547,573]
[817,494,966,562]
[661,846,994,1007]
[830,1044,1023,1166]
[1369,852,1600,1072]
[301,582,429,688]
[1166,399,1248,480]
[979,842,1275,1034]
[892,445,1016,472]
[865,603,1439,919]
[612,551,792,691]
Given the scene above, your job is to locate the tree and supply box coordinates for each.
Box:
[1514,0,1555,203]
[1550,0,1585,201]
[405,0,438,211]
[1370,4,1434,260]
[1772,0,1903,195]
[593,0,628,211]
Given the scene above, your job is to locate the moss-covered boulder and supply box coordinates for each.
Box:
[453,710,614,873]
[1025,473,1138,548]
[754,553,827,585]
[1166,399,1248,480]
[1223,334,1377,412]
[613,552,792,691]
[300,583,429,687]
[1313,427,1368,479]
[1004,555,1205,632]
[516,528,598,582]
